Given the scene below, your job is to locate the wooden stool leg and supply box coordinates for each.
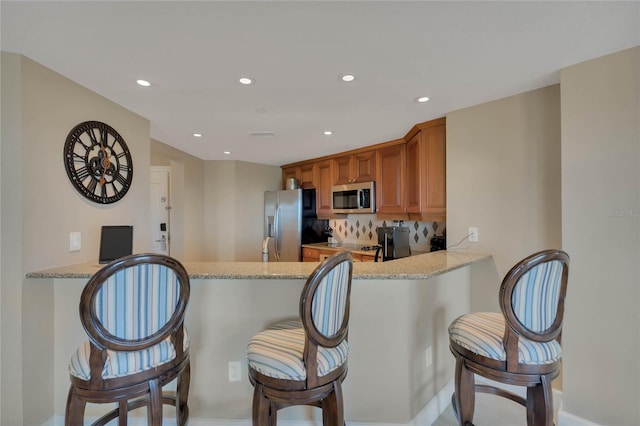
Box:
[176,361,191,425]
[269,401,278,426]
[118,400,128,426]
[527,375,553,426]
[65,387,86,426]
[453,356,475,426]
[322,380,344,426]
[148,378,162,426]
[252,384,270,426]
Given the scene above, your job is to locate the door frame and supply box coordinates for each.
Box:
[150,166,171,255]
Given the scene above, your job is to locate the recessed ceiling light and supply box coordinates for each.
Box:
[136,79,151,87]
[324,131,333,136]
[416,96,430,103]
[341,74,355,82]
[223,151,231,155]
[193,133,202,138]
[239,77,253,85]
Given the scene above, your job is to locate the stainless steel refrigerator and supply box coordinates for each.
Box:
[264,188,328,261]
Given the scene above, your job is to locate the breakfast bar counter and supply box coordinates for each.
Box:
[25,250,492,424]
[27,250,489,280]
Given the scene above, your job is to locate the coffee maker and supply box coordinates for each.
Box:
[374,226,411,262]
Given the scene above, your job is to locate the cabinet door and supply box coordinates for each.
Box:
[405,132,422,213]
[302,247,320,262]
[316,160,333,215]
[423,124,446,216]
[376,143,406,214]
[333,156,353,185]
[353,151,376,182]
[299,162,317,188]
[405,123,446,217]
[334,151,376,185]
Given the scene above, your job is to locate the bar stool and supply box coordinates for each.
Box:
[65,253,191,425]
[448,249,570,426]
[247,251,354,425]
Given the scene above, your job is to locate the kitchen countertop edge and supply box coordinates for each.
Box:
[26,251,491,280]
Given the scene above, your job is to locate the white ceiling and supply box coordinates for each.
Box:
[2,1,639,166]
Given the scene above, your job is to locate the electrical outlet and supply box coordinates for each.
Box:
[228,361,241,382]
[468,227,478,243]
[69,232,81,252]
[425,346,433,368]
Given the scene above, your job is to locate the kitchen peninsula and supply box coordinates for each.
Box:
[26,250,490,424]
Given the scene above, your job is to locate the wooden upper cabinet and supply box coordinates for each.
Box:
[375,142,406,214]
[333,156,353,185]
[353,151,376,182]
[405,132,422,213]
[299,162,317,188]
[282,163,316,189]
[316,159,333,215]
[405,118,446,218]
[280,117,445,219]
[333,151,376,185]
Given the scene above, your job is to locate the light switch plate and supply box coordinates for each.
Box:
[228,361,241,382]
[468,227,478,243]
[70,232,81,252]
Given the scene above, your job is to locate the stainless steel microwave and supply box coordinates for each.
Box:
[331,181,376,213]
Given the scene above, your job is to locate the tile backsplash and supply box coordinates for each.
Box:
[328,214,445,251]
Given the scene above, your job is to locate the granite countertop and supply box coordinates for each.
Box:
[302,242,428,257]
[26,250,490,280]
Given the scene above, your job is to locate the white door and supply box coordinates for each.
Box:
[150,167,170,255]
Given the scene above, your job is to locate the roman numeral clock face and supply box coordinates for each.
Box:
[63,121,133,204]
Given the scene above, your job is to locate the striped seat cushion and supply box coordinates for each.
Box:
[448,312,561,365]
[69,329,189,380]
[247,320,348,381]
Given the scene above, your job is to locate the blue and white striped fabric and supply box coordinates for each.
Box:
[247,320,348,381]
[448,312,562,365]
[511,260,563,333]
[69,263,184,380]
[69,329,190,380]
[311,260,350,337]
[94,264,180,340]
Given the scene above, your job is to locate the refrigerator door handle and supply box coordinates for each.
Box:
[274,202,281,261]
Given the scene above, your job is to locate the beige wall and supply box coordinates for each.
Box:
[1,53,151,425]
[151,138,205,261]
[203,160,281,261]
[1,52,25,426]
[560,47,640,424]
[447,85,562,312]
[21,56,152,272]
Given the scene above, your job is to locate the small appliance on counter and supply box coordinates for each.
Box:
[430,235,446,252]
[375,226,411,262]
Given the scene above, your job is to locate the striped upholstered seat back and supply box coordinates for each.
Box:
[311,259,351,338]
[510,259,564,334]
[95,263,181,340]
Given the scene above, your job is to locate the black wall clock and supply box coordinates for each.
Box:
[63,121,133,204]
